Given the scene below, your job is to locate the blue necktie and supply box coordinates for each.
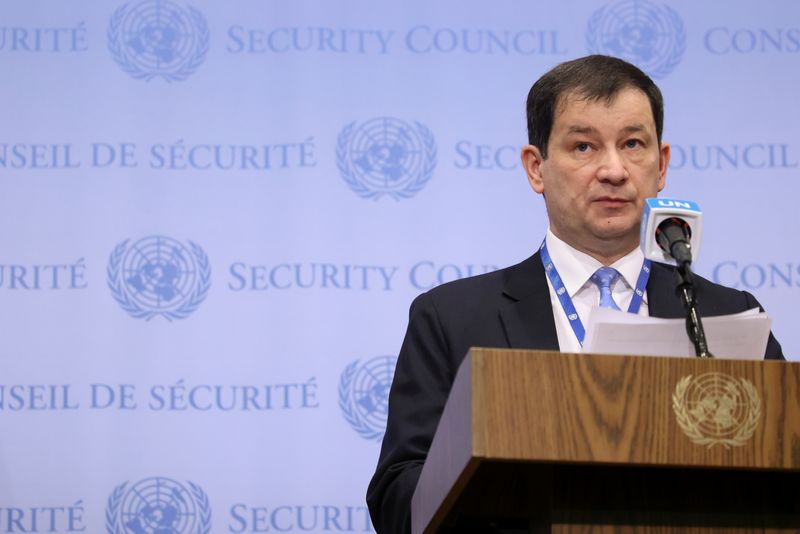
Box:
[591,267,621,311]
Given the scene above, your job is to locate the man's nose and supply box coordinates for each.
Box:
[596,149,629,183]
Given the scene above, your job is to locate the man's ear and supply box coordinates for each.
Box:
[521,145,546,194]
[657,142,670,192]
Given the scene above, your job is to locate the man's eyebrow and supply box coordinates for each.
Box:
[564,123,651,135]
[565,125,597,135]
[623,123,648,133]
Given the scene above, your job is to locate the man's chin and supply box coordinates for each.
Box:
[590,220,640,244]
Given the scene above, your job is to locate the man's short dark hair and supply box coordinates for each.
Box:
[526,55,664,158]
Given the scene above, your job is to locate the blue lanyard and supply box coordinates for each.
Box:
[539,240,651,346]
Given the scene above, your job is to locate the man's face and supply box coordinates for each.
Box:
[522,87,670,262]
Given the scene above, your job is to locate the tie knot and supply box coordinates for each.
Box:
[591,266,620,290]
[591,267,621,310]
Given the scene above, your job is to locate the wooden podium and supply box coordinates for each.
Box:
[410,349,800,533]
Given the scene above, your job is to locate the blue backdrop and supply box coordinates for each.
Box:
[1,1,798,532]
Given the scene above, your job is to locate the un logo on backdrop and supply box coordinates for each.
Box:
[107,235,211,321]
[587,0,686,78]
[108,0,210,82]
[336,117,437,200]
[106,477,211,534]
[339,356,397,441]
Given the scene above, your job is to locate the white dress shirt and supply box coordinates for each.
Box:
[543,229,650,353]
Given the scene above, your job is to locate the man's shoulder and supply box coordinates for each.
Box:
[649,261,784,359]
[651,261,736,294]
[413,253,541,307]
[649,261,760,314]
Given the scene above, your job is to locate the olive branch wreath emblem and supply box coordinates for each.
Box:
[672,374,761,449]
[586,0,686,79]
[339,359,394,442]
[105,479,212,534]
[107,238,211,321]
[108,1,210,82]
[336,119,437,201]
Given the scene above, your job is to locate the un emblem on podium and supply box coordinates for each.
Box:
[108,0,210,81]
[106,477,211,534]
[587,0,686,79]
[672,372,761,448]
[107,235,211,321]
[339,356,398,441]
[336,117,437,201]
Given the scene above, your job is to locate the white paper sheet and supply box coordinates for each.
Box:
[582,307,770,360]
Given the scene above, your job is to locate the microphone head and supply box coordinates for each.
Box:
[640,198,703,266]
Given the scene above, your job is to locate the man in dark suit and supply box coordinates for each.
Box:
[366,55,784,534]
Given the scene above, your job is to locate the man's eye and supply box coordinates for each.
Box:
[624,139,641,148]
[576,143,590,152]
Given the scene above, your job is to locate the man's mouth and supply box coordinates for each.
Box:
[593,197,631,207]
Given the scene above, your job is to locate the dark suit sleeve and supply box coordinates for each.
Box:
[366,291,459,534]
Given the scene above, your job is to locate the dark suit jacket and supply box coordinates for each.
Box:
[366,252,784,534]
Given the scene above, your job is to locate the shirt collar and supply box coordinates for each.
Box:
[545,228,646,297]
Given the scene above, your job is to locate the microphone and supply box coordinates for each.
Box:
[639,198,712,358]
[656,217,693,267]
[640,198,703,267]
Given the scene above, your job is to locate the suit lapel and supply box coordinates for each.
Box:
[498,253,685,349]
[499,252,560,351]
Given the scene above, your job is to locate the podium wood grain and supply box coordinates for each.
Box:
[411,349,800,533]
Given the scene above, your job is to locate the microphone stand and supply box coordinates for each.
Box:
[674,261,713,358]
[658,220,714,358]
